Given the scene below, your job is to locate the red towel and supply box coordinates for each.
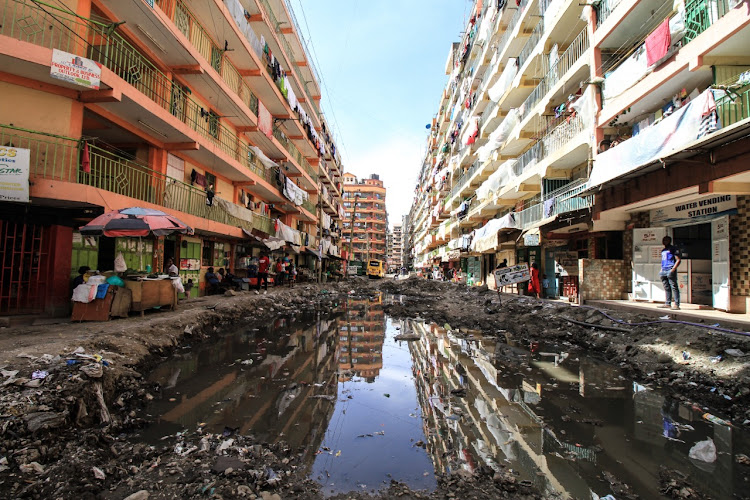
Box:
[645,18,671,66]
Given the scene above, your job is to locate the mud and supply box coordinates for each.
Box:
[0,277,748,498]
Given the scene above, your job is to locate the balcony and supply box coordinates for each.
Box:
[1,125,274,235]
[516,179,593,230]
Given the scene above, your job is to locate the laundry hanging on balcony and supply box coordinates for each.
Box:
[258,101,273,138]
[249,146,278,169]
[463,118,480,145]
[488,59,518,102]
[645,18,671,66]
[283,177,308,206]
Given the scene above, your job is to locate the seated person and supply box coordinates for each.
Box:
[204,267,221,294]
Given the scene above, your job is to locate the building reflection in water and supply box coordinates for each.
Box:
[145,313,342,460]
[406,321,747,499]
[338,293,385,383]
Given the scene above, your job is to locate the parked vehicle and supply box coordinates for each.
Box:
[367,259,385,279]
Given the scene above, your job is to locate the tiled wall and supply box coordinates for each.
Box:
[579,259,628,301]
[730,195,750,296]
[622,212,650,294]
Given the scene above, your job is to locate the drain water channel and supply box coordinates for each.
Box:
[139,296,749,498]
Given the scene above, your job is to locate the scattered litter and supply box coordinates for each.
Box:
[80,363,103,378]
[681,351,691,360]
[241,359,254,365]
[335,450,341,457]
[659,315,671,320]
[266,467,281,486]
[218,439,234,452]
[724,348,745,357]
[383,393,390,398]
[309,395,335,401]
[19,462,45,474]
[736,454,750,465]
[31,370,49,380]
[689,438,717,463]
[709,355,723,363]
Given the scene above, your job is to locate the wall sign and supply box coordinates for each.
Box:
[50,49,102,89]
[651,194,737,226]
[0,146,30,203]
[494,264,530,286]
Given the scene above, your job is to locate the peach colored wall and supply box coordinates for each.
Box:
[0,82,73,136]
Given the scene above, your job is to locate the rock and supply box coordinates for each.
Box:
[0,317,9,327]
[237,485,252,496]
[212,455,245,473]
[260,492,281,500]
[24,411,67,432]
[658,353,672,363]
[225,290,237,297]
[123,491,150,500]
[92,466,106,480]
[19,462,45,474]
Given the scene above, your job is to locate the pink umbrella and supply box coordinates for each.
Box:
[79,207,193,237]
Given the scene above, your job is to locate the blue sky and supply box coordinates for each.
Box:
[293,1,473,226]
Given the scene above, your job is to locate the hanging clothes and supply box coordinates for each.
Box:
[645,18,671,66]
[258,100,273,138]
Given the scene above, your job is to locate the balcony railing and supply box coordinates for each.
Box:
[448,160,482,200]
[516,179,593,230]
[512,114,587,177]
[0,125,274,235]
[520,28,589,121]
[516,18,544,69]
[595,0,626,27]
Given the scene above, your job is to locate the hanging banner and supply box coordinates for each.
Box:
[0,146,30,203]
[50,49,102,89]
[493,263,530,286]
[650,194,737,226]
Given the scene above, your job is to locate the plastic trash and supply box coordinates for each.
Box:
[92,466,106,480]
[689,438,717,463]
[266,467,281,485]
[710,355,722,363]
[31,370,48,380]
[724,348,745,357]
[703,412,732,427]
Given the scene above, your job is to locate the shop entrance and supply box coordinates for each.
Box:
[0,220,53,314]
[672,222,713,307]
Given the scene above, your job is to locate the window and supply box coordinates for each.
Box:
[205,172,217,190]
[202,241,215,266]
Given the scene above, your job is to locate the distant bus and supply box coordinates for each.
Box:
[366,259,385,279]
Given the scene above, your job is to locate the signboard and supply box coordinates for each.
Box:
[347,265,359,276]
[179,258,201,271]
[523,232,540,247]
[494,264,530,286]
[650,194,737,226]
[50,49,102,89]
[0,146,30,203]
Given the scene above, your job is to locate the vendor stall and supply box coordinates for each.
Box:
[125,278,178,316]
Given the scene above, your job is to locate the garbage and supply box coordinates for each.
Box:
[80,363,103,378]
[702,412,732,427]
[689,438,717,463]
[32,370,49,380]
[0,457,8,473]
[736,454,750,465]
[218,439,234,452]
[681,351,691,360]
[383,393,390,398]
[123,491,149,500]
[19,462,45,474]
[724,348,745,357]
[265,467,281,486]
[92,466,106,480]
[709,355,722,363]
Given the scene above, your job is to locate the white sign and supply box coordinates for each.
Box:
[50,49,102,89]
[0,147,30,203]
[494,264,530,286]
[347,265,359,275]
[651,194,737,226]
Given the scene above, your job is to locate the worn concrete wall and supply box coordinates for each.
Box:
[729,195,750,312]
[579,259,628,301]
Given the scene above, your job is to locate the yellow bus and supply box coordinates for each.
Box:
[366,259,385,279]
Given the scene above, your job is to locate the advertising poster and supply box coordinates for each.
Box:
[50,49,102,89]
[493,263,530,286]
[0,146,30,203]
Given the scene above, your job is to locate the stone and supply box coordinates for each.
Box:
[123,491,150,500]
[24,411,67,433]
[658,353,672,363]
[225,290,237,297]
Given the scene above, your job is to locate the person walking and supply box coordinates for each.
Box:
[256,252,270,291]
[528,261,541,299]
[274,258,286,286]
[658,236,681,310]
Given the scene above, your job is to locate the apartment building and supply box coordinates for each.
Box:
[0,0,344,315]
[342,173,387,266]
[338,295,385,383]
[410,0,750,312]
[387,222,404,272]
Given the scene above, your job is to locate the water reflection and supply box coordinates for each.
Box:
[407,321,749,499]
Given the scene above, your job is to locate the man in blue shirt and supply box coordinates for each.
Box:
[658,236,681,310]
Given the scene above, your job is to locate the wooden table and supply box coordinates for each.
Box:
[71,286,132,322]
[125,279,177,316]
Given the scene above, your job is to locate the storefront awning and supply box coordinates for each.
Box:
[303,248,322,260]
[241,229,286,251]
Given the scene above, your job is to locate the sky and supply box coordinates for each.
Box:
[292,0,473,228]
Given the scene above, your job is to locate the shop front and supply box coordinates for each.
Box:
[631,194,737,310]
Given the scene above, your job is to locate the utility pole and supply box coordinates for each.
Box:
[348,192,360,276]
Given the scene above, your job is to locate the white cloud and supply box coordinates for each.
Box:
[345,134,426,228]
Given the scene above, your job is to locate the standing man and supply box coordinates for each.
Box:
[659,236,681,310]
[257,252,270,291]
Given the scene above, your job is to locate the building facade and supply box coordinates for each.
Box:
[342,173,387,265]
[387,222,404,272]
[409,0,750,312]
[0,0,344,315]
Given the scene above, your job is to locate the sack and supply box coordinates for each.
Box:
[114,252,127,273]
[106,275,125,287]
[171,277,185,294]
[72,284,94,303]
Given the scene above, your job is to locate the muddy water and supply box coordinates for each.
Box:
[139,296,749,498]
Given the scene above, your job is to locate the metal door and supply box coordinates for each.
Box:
[632,227,668,302]
[711,216,730,310]
[0,220,52,314]
[544,249,558,298]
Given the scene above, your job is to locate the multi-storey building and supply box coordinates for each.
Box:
[342,173,387,265]
[410,0,750,312]
[0,0,344,315]
[338,295,385,382]
[386,222,403,272]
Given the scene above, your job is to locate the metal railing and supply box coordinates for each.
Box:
[0,125,275,234]
[273,128,319,181]
[595,0,626,27]
[479,100,499,130]
[516,179,593,229]
[493,0,529,71]
[683,0,731,45]
[520,27,589,121]
[448,160,482,200]
[517,18,544,69]
[512,141,544,176]
[715,86,750,128]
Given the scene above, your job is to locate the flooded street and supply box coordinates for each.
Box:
[140,294,750,498]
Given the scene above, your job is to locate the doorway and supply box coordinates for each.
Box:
[98,237,115,272]
[164,238,177,272]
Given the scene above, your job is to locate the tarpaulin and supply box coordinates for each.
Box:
[589,90,720,190]
[471,212,518,253]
